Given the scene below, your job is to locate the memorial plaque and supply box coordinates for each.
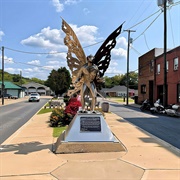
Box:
[80,117,101,132]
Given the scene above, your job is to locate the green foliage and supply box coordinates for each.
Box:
[45,67,71,96]
[120,71,138,89]
[12,74,21,82]
[104,74,124,88]
[49,108,72,127]
[108,97,134,103]
[31,77,45,85]
[104,72,138,89]
[38,108,53,114]
[53,126,67,137]
[0,70,45,85]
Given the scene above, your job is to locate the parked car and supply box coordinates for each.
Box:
[0,94,12,99]
[28,93,40,102]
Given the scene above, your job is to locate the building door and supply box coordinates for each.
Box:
[157,85,163,104]
[149,81,154,105]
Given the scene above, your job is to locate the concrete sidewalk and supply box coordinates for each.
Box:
[0,101,180,179]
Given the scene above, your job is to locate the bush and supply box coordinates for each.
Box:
[50,109,63,126]
[49,106,105,127]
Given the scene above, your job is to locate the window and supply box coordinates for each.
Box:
[157,64,160,74]
[150,60,154,72]
[166,60,169,72]
[174,57,178,71]
[139,64,142,75]
[141,84,146,94]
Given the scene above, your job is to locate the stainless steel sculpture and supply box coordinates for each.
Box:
[62,19,123,111]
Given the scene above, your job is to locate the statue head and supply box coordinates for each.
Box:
[87,55,94,63]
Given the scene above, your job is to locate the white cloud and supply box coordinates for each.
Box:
[4,67,24,75]
[46,59,67,69]
[70,24,98,45]
[21,27,65,50]
[51,0,64,12]
[116,36,127,49]
[83,8,90,15]
[112,48,127,59]
[47,60,60,65]
[24,67,42,73]
[42,66,54,70]
[22,67,50,80]
[106,66,123,75]
[65,0,81,5]
[4,68,16,74]
[19,23,127,79]
[46,51,67,59]
[27,60,40,65]
[4,56,14,64]
[21,24,99,52]
[0,30,4,41]
[51,0,81,12]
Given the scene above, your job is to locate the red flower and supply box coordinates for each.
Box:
[64,97,82,116]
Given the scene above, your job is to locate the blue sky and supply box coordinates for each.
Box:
[0,0,180,80]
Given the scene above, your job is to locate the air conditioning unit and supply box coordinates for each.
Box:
[157,0,174,7]
[168,0,174,4]
[174,65,178,70]
[157,0,164,6]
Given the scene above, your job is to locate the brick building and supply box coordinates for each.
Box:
[138,46,180,105]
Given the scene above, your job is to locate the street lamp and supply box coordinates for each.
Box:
[157,0,174,107]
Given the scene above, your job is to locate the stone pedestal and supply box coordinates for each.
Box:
[54,111,125,153]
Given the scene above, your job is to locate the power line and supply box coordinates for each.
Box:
[3,8,167,56]
[4,41,104,55]
[4,46,67,55]
[126,9,162,30]
[4,58,54,70]
[133,11,162,42]
[168,8,175,47]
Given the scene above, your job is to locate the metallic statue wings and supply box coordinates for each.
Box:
[62,20,123,109]
[62,18,123,81]
[62,19,87,84]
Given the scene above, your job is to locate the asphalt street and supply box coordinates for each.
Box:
[0,98,50,144]
[109,101,180,149]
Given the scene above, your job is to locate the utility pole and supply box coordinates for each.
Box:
[124,29,135,105]
[157,0,174,107]
[163,0,167,107]
[1,46,4,105]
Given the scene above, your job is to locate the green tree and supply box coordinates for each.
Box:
[104,76,113,88]
[45,67,71,96]
[104,74,124,88]
[31,77,45,85]
[12,74,21,82]
[104,72,138,89]
[119,72,138,89]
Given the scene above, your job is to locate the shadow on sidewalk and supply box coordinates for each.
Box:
[0,141,52,155]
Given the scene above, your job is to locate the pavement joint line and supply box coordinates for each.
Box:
[0,172,51,178]
[117,157,145,171]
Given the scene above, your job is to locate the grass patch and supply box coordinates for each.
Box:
[38,108,53,114]
[53,126,67,137]
[108,97,134,103]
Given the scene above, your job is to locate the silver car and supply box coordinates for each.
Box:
[28,93,40,102]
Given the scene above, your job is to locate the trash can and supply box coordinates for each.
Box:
[134,96,138,104]
[101,102,109,112]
